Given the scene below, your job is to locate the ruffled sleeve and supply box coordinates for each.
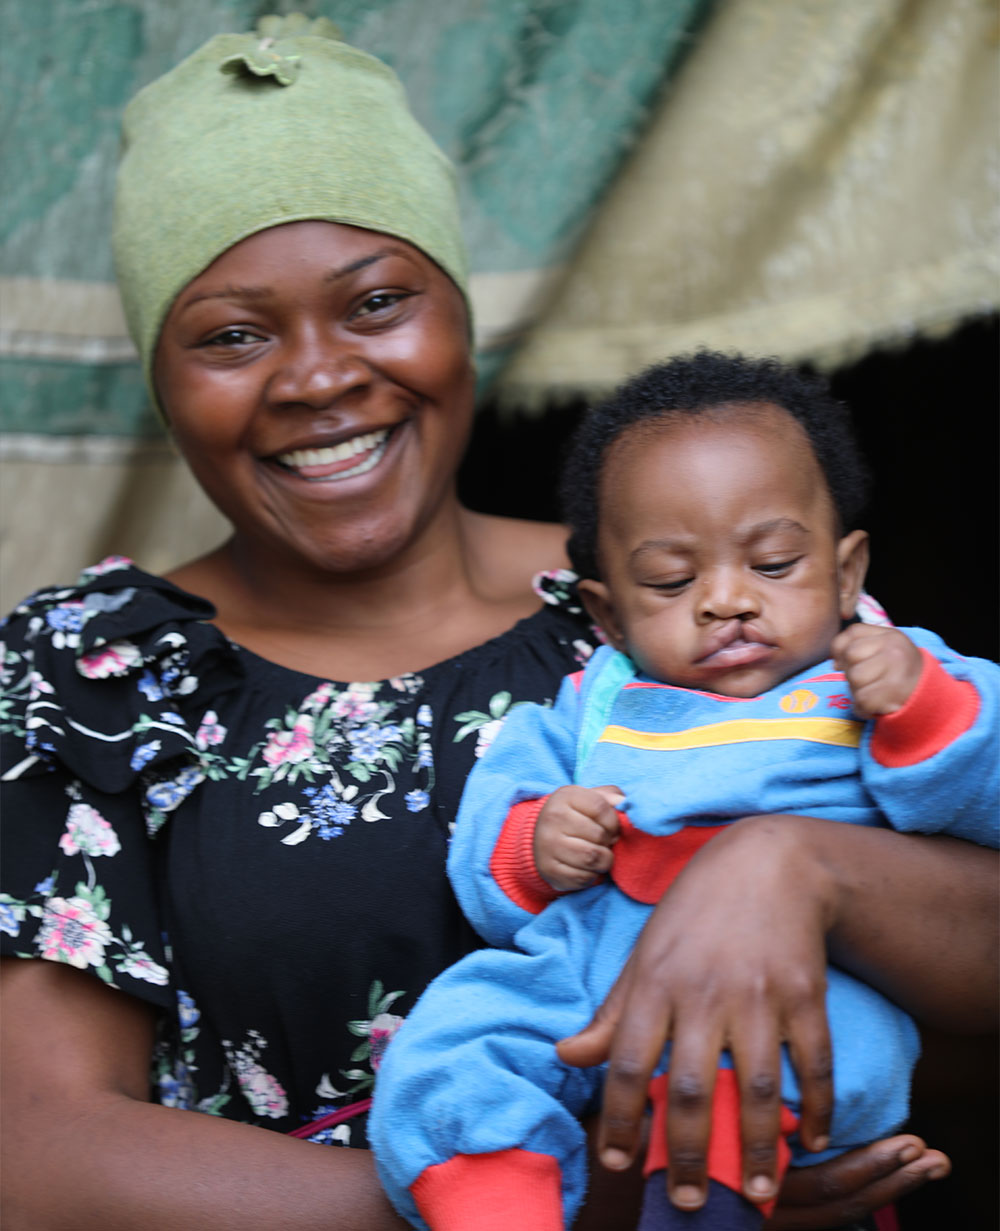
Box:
[0,558,243,1006]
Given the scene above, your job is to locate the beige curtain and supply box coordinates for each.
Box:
[3,0,997,606]
[498,0,999,402]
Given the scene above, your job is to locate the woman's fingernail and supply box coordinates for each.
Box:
[898,1144,921,1164]
[927,1163,949,1181]
[812,1134,830,1153]
[748,1174,774,1198]
[671,1184,704,1208]
[600,1148,630,1171]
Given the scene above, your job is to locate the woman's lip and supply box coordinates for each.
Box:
[272,427,393,481]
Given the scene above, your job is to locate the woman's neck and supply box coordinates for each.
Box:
[165,505,566,680]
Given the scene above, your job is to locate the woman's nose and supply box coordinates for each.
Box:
[266,331,371,409]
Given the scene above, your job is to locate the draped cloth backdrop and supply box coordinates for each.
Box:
[1,0,996,602]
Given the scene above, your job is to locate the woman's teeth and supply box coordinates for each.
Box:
[276,429,390,480]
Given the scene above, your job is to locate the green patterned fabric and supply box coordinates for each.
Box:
[1,0,707,442]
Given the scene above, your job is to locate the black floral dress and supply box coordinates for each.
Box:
[0,557,598,1146]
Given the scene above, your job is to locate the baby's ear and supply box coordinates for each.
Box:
[836,529,870,620]
[577,579,627,651]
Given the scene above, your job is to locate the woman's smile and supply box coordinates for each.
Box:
[153,221,475,573]
[272,426,396,482]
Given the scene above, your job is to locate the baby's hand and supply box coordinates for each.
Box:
[832,624,924,719]
[534,785,624,892]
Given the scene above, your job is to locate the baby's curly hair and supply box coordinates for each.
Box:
[560,350,870,581]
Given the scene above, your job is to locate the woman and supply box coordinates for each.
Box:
[1,17,993,1229]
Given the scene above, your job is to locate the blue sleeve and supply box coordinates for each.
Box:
[446,668,583,947]
[861,628,1000,847]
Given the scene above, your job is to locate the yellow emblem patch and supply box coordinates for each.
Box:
[780,689,819,713]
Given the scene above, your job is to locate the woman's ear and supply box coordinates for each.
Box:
[836,529,870,620]
[577,579,627,652]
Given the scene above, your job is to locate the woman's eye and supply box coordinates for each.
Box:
[203,327,263,347]
[351,291,409,320]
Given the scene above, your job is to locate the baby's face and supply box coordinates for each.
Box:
[579,404,868,697]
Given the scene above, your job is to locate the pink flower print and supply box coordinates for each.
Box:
[77,640,143,679]
[195,710,227,749]
[331,682,378,721]
[86,555,133,576]
[228,1050,289,1119]
[36,896,113,969]
[262,714,315,768]
[302,682,334,711]
[117,951,170,986]
[27,670,55,697]
[59,803,122,858]
[474,717,505,759]
[368,1012,404,1071]
[857,592,893,627]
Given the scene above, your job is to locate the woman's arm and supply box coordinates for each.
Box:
[558,818,998,1213]
[1,958,409,1231]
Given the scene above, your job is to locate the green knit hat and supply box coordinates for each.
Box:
[113,14,469,416]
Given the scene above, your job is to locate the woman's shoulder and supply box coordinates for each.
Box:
[2,556,217,663]
[5,555,211,618]
[1,557,244,830]
[461,511,570,603]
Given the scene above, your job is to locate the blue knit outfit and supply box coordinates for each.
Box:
[371,631,999,1230]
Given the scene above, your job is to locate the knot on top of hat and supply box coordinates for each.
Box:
[220,13,343,86]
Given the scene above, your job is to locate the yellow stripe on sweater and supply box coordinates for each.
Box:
[598,717,862,751]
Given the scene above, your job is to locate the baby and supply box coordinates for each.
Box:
[370,352,999,1230]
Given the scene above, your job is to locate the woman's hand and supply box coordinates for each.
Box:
[557,814,838,1211]
[558,814,996,1221]
[764,1135,950,1229]
[557,812,998,1219]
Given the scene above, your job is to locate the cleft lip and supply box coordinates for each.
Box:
[696,620,771,664]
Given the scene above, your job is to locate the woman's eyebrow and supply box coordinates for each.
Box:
[323,248,400,282]
[178,283,273,310]
[177,248,405,311]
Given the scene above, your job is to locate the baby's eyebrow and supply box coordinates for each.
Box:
[737,518,810,544]
[629,519,810,562]
[630,538,690,561]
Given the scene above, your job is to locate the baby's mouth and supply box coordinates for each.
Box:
[697,624,773,668]
[274,427,392,481]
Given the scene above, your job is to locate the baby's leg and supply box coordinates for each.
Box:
[371,890,635,1230]
[638,1071,799,1230]
[638,1178,764,1231]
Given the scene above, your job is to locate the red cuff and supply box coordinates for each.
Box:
[411,1148,563,1231]
[646,1070,798,1217]
[489,798,561,914]
[870,649,980,768]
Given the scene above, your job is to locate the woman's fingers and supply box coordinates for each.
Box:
[785,1001,834,1153]
[556,956,629,1069]
[660,1022,724,1208]
[559,956,669,1171]
[729,1020,784,1205]
[764,1135,951,1230]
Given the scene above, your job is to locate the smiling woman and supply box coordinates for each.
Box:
[0,14,994,1231]
[156,223,478,615]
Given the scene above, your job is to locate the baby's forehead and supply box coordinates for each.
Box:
[598,407,838,535]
